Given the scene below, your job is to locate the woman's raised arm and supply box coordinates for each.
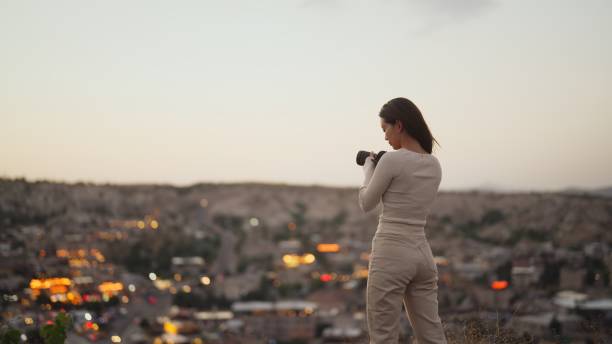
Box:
[358,153,396,212]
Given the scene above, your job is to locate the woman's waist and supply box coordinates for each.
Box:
[378,213,427,227]
[378,204,428,224]
[374,221,427,246]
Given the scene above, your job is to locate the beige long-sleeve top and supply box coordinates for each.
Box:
[358,148,442,226]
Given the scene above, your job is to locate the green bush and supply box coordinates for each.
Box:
[40,313,72,344]
[0,313,72,344]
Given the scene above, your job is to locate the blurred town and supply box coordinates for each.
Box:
[1,178,611,343]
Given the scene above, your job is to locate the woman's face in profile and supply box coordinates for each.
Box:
[380,118,401,150]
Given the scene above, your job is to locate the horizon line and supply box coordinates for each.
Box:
[1,174,609,195]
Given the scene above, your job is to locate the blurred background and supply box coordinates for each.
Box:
[1,0,611,343]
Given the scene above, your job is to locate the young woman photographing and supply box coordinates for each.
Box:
[359,97,447,343]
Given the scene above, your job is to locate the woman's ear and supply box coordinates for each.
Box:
[395,121,403,132]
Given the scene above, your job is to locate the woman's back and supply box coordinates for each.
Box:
[358,148,442,227]
[361,149,446,344]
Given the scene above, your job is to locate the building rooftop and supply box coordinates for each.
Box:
[232,300,317,312]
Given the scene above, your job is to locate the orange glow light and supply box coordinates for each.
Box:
[66,291,82,305]
[282,254,300,268]
[69,259,91,268]
[50,285,68,294]
[98,282,124,293]
[30,279,42,289]
[164,321,178,334]
[283,253,316,268]
[317,243,340,253]
[353,267,369,279]
[491,280,509,290]
[301,253,316,264]
[29,278,72,290]
[56,249,69,258]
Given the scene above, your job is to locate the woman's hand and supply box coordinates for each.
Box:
[366,151,376,164]
[363,151,376,172]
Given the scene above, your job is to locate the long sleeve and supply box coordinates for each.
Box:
[358,153,396,212]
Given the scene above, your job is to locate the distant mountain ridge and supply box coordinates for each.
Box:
[562,186,612,198]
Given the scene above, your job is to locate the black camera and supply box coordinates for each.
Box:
[356,150,386,166]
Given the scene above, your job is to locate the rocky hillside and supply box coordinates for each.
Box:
[1,178,611,248]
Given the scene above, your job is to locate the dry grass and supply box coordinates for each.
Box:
[444,318,536,344]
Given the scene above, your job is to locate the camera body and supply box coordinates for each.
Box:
[356,150,386,166]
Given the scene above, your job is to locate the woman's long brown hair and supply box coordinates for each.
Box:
[379,97,439,154]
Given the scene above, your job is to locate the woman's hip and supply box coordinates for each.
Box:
[369,234,437,277]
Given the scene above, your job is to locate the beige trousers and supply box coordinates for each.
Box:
[366,224,447,344]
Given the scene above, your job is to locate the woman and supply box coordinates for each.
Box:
[359,97,447,343]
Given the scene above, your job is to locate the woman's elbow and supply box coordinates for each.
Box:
[358,197,375,212]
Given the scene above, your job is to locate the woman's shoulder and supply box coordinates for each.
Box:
[375,150,405,173]
[379,150,404,164]
[389,148,437,160]
[392,149,442,174]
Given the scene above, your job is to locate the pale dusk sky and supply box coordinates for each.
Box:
[1,0,611,191]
